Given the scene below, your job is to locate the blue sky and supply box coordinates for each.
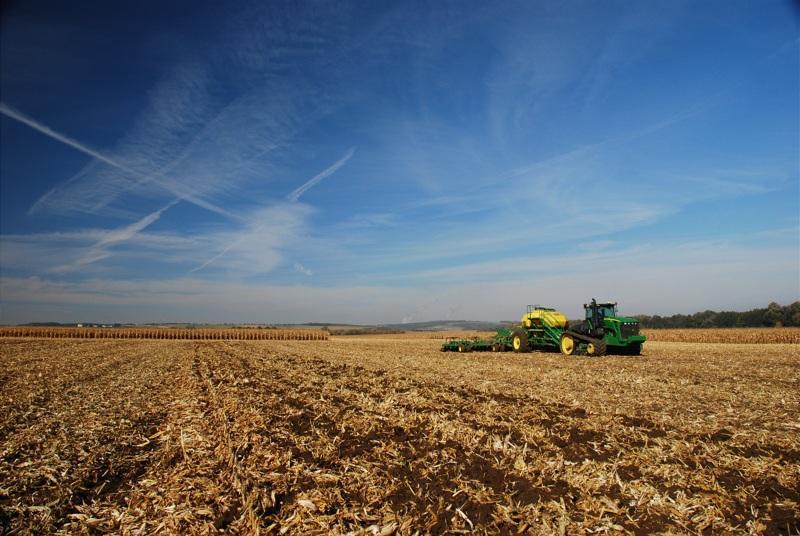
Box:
[1,0,798,324]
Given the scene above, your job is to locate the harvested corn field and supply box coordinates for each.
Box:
[1,335,798,534]
[0,327,328,341]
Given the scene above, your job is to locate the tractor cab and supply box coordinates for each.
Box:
[582,299,617,336]
[584,299,617,325]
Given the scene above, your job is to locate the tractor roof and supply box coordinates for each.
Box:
[583,301,618,308]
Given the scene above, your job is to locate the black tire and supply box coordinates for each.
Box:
[586,340,607,357]
[458,344,470,353]
[511,329,529,353]
[629,342,641,356]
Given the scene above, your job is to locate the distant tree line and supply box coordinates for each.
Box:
[637,302,800,328]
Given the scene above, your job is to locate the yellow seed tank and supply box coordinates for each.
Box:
[521,308,568,329]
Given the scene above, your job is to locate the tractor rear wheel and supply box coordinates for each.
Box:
[458,344,470,353]
[512,330,529,353]
[560,334,575,356]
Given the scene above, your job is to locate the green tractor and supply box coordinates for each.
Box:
[557,299,646,356]
[442,299,646,356]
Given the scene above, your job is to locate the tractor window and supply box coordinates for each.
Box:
[600,305,617,317]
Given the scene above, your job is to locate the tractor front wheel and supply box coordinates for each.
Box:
[560,334,575,356]
[512,330,529,353]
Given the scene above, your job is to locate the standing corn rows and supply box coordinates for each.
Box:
[0,327,328,341]
[641,327,800,344]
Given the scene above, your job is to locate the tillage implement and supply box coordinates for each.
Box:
[441,299,646,356]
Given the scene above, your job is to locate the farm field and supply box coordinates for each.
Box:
[641,328,800,344]
[1,335,798,534]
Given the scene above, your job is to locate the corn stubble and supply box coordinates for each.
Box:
[0,334,797,534]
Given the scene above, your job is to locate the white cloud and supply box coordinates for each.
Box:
[190,202,314,274]
[1,201,315,278]
[1,239,797,325]
[294,263,313,276]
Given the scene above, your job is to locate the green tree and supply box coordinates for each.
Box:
[763,302,784,327]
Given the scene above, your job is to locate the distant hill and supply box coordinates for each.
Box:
[379,320,511,331]
[284,321,509,331]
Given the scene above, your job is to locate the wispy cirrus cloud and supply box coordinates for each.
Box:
[189,202,314,274]
[12,4,355,221]
[191,146,356,273]
[1,237,796,324]
[1,201,315,278]
[294,263,313,276]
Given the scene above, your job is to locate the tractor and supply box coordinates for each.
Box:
[441,299,645,356]
[556,299,646,356]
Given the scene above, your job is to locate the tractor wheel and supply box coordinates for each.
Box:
[586,340,607,357]
[512,330,529,353]
[628,342,642,356]
[560,334,575,356]
[458,344,470,353]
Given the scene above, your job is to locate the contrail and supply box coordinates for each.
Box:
[51,200,179,273]
[287,147,356,202]
[0,102,235,219]
[94,199,179,248]
[190,241,238,273]
[0,102,132,171]
[193,147,357,273]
